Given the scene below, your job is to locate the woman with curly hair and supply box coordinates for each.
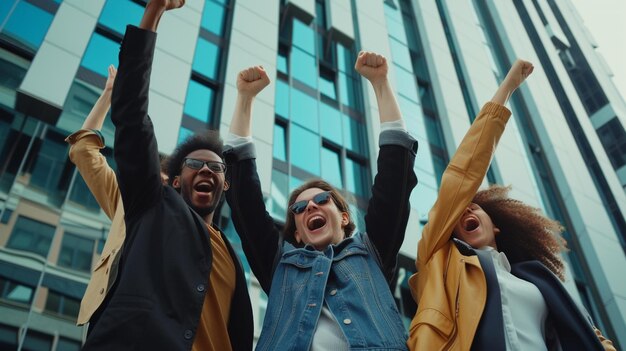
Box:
[407,60,615,350]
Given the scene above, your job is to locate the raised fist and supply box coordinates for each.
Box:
[355,51,388,85]
[237,66,271,98]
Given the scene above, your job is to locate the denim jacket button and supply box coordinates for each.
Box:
[329,289,337,296]
[183,329,193,339]
[343,319,352,325]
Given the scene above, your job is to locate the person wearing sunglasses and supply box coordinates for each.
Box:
[81,1,253,350]
[224,52,417,350]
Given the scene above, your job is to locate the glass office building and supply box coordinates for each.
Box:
[1,0,625,349]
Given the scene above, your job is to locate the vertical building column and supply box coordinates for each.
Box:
[219,0,280,193]
[16,0,105,125]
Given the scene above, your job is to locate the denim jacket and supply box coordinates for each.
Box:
[257,232,407,350]
[225,129,417,350]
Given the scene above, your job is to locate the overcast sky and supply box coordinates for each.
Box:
[569,0,626,100]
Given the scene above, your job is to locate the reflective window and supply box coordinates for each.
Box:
[7,216,56,257]
[342,115,365,155]
[394,66,418,102]
[273,124,287,161]
[0,324,18,350]
[275,79,289,118]
[291,48,317,89]
[319,102,342,145]
[290,124,320,175]
[184,80,214,122]
[0,52,28,108]
[177,126,194,145]
[99,0,144,35]
[597,118,626,169]
[338,72,359,110]
[192,38,220,79]
[81,33,120,77]
[45,290,80,319]
[29,129,69,197]
[322,147,342,188]
[389,38,412,71]
[270,169,288,219]
[277,50,288,74]
[345,157,368,197]
[289,175,304,192]
[57,338,82,351]
[0,1,53,51]
[201,0,226,35]
[58,232,95,272]
[68,173,102,212]
[0,277,34,305]
[336,43,352,74]
[290,88,318,132]
[21,330,53,351]
[292,19,315,54]
[319,70,336,100]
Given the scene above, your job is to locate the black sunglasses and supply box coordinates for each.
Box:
[289,191,332,214]
[182,158,226,173]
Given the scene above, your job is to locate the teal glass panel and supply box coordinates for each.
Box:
[389,38,412,71]
[7,216,56,257]
[177,126,195,145]
[99,0,143,35]
[345,158,368,197]
[184,80,214,122]
[290,88,318,132]
[277,51,288,74]
[275,80,289,118]
[273,124,287,161]
[336,43,352,74]
[289,175,304,192]
[394,65,418,102]
[201,0,226,35]
[319,102,342,145]
[292,19,315,54]
[81,34,119,77]
[1,1,53,50]
[58,233,94,272]
[342,114,365,155]
[270,169,289,219]
[291,48,317,89]
[290,124,320,175]
[321,147,342,188]
[319,74,336,99]
[192,38,220,79]
[338,73,359,110]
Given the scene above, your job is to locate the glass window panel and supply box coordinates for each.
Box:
[201,1,226,35]
[1,1,53,50]
[290,124,320,175]
[63,296,80,317]
[81,33,120,77]
[319,103,342,145]
[402,12,420,53]
[30,130,69,196]
[0,54,27,109]
[292,19,315,54]
[22,330,52,351]
[389,38,412,71]
[290,88,318,132]
[0,277,33,305]
[336,43,352,75]
[321,147,342,188]
[192,38,220,79]
[58,232,94,272]
[275,80,289,118]
[57,338,81,351]
[177,126,195,145]
[319,73,336,100]
[342,114,365,155]
[424,115,445,149]
[345,157,368,197]
[394,65,418,102]
[99,0,144,35]
[270,169,288,220]
[385,17,407,44]
[184,80,214,122]
[0,323,18,350]
[291,48,317,89]
[277,51,288,74]
[338,73,360,110]
[0,1,13,25]
[68,172,102,212]
[7,216,56,257]
[289,175,304,193]
[273,124,287,161]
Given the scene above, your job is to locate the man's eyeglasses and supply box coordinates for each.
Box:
[289,191,332,214]
[182,158,226,173]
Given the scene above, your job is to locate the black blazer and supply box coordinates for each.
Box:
[82,26,252,351]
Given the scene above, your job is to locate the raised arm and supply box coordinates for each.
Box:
[224,66,278,292]
[67,65,119,219]
[416,60,533,272]
[111,0,183,217]
[355,52,418,278]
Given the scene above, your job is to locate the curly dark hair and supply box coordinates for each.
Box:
[283,179,356,245]
[166,130,223,186]
[472,185,567,281]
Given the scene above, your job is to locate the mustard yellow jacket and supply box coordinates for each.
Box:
[66,130,125,326]
[408,102,510,350]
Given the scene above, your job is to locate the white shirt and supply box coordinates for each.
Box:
[310,304,349,351]
[479,247,548,351]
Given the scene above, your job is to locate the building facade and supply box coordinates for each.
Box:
[0,0,625,349]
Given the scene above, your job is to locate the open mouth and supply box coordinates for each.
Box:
[194,181,214,195]
[307,215,327,231]
[463,217,479,232]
